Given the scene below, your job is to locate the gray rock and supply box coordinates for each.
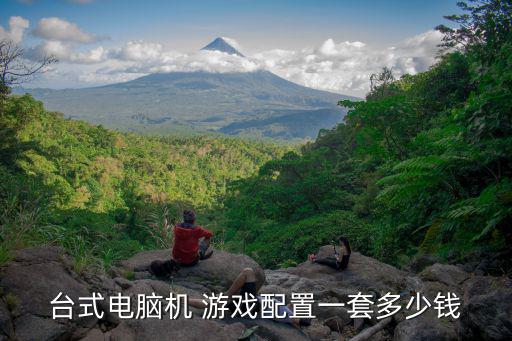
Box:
[227,318,310,341]
[458,276,512,340]
[419,264,470,287]
[114,277,133,290]
[306,320,332,340]
[0,246,97,341]
[0,261,95,325]
[0,301,13,338]
[405,254,441,273]
[323,316,346,332]
[285,250,408,293]
[80,328,107,341]
[393,311,457,341]
[120,248,266,292]
[110,318,246,341]
[12,245,68,264]
[14,314,72,341]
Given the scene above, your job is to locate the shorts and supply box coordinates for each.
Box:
[227,282,261,317]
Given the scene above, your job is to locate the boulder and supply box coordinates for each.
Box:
[419,264,470,288]
[14,314,73,341]
[0,246,96,341]
[393,310,457,341]
[120,248,266,292]
[285,249,408,293]
[458,276,512,340]
[79,328,107,341]
[110,318,246,341]
[405,254,442,273]
[0,301,13,339]
[306,320,332,340]
[227,318,310,341]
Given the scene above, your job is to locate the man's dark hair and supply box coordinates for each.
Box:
[183,210,196,223]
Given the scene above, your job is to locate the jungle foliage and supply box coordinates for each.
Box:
[221,0,512,268]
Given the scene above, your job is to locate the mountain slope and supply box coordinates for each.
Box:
[21,70,355,139]
[18,38,357,140]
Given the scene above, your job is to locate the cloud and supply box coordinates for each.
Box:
[0,16,30,43]
[108,40,259,74]
[32,17,105,43]
[29,30,443,96]
[112,41,164,62]
[252,30,443,95]
[27,41,108,64]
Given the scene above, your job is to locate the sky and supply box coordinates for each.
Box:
[1,0,461,96]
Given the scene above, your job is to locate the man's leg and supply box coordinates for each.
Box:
[226,268,256,297]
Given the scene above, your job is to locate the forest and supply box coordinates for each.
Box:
[0,95,286,271]
[220,0,512,269]
[1,1,511,275]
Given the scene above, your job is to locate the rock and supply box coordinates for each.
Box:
[121,248,266,292]
[110,318,246,341]
[0,261,96,323]
[393,310,457,341]
[313,304,351,326]
[114,277,133,290]
[83,273,120,293]
[404,254,441,273]
[0,301,13,338]
[263,269,333,300]
[285,249,408,293]
[458,276,512,340]
[306,321,332,340]
[323,316,346,332]
[419,264,470,287]
[0,246,96,341]
[11,245,68,264]
[227,318,310,341]
[97,297,120,325]
[80,328,107,341]
[14,314,72,341]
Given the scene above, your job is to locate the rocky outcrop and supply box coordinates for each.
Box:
[0,246,97,341]
[119,248,266,292]
[0,244,510,341]
[458,276,512,340]
[110,318,247,341]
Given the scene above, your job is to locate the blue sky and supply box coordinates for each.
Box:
[1,0,462,96]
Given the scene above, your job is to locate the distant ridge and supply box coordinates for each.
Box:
[17,38,359,140]
[201,37,244,57]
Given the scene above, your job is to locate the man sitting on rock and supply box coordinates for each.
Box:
[172,209,214,266]
[150,210,214,278]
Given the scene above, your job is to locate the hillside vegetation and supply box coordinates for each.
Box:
[0,95,286,270]
[221,1,512,269]
[1,1,510,276]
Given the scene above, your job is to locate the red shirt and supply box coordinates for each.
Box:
[172,224,213,265]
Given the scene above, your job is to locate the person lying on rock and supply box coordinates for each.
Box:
[188,267,311,329]
[150,210,214,277]
[172,209,214,266]
[308,235,351,271]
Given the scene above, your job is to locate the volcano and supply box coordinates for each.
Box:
[18,38,358,140]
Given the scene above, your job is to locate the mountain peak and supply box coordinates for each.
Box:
[201,37,244,57]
